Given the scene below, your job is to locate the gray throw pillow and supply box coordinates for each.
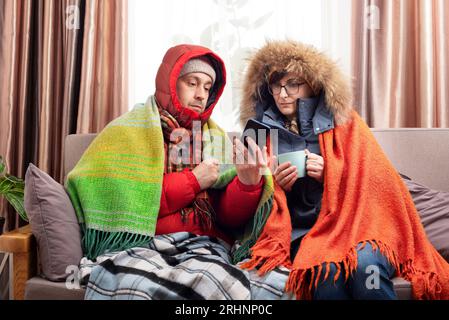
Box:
[401,175,449,262]
[24,163,82,281]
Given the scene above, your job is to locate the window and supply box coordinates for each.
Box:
[128,0,351,131]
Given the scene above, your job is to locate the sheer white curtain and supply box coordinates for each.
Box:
[128,0,352,131]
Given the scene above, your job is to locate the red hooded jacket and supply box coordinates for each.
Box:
[154,44,263,244]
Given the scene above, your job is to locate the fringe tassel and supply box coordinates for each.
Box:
[285,239,444,300]
[314,264,323,289]
[239,236,291,275]
[83,228,151,261]
[192,198,216,231]
[323,262,331,284]
[232,196,274,264]
[286,269,312,300]
[400,261,442,299]
[309,268,316,292]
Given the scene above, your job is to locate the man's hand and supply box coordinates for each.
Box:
[233,137,268,186]
[305,149,324,183]
[271,156,298,192]
[192,158,220,190]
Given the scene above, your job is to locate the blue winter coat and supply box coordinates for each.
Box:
[254,90,334,256]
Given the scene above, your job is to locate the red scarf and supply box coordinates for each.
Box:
[241,111,449,299]
[158,107,216,230]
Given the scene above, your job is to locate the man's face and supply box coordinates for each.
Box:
[271,72,314,120]
[176,72,213,114]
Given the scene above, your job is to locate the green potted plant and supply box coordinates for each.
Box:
[0,156,28,233]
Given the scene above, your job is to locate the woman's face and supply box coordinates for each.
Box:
[270,72,314,120]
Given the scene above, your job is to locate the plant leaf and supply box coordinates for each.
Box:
[229,17,250,28]
[0,156,5,175]
[4,193,28,222]
[0,178,11,193]
[0,155,27,221]
[251,11,274,29]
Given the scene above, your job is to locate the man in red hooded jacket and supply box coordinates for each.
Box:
[154,44,267,244]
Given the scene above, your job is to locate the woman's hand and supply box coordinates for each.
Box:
[305,149,324,183]
[233,137,268,186]
[271,156,298,192]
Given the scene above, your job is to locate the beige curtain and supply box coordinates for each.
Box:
[77,0,128,133]
[0,0,128,230]
[0,0,82,230]
[351,0,449,128]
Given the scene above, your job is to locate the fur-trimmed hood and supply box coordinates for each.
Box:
[240,40,353,128]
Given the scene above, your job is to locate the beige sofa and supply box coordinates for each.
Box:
[1,128,449,300]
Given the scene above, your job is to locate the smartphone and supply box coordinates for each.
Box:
[241,119,271,149]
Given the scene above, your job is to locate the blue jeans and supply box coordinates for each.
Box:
[313,243,397,300]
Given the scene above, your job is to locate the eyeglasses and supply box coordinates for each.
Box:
[269,80,305,95]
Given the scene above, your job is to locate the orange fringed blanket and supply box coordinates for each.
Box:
[241,111,449,299]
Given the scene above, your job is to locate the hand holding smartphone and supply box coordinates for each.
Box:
[241,119,271,149]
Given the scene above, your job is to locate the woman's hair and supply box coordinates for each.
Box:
[267,70,288,85]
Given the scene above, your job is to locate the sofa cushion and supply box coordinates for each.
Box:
[392,277,412,300]
[401,175,449,262]
[23,276,409,301]
[24,164,83,281]
[25,277,85,300]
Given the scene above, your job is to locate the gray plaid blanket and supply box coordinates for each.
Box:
[79,232,294,300]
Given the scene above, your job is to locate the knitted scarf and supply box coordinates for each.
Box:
[158,106,216,230]
[67,96,276,261]
[238,111,449,300]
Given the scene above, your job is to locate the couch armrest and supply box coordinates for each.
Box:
[0,224,37,300]
[0,224,35,253]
